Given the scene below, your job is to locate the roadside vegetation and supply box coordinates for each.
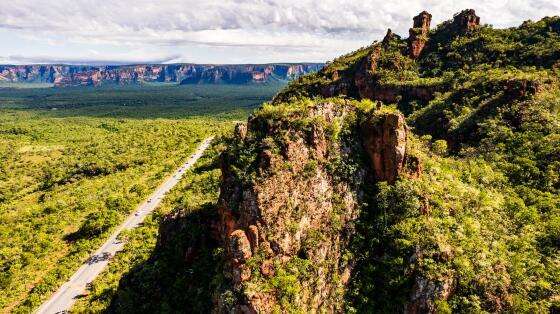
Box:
[71,140,226,313]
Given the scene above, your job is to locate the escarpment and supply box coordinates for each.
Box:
[214,99,416,312]
[0,63,323,87]
[159,8,560,314]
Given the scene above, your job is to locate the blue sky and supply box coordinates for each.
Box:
[0,0,559,65]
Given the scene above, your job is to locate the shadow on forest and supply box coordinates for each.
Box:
[100,202,225,313]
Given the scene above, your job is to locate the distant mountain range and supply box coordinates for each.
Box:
[0,63,324,87]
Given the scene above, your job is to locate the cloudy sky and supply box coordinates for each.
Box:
[0,0,559,65]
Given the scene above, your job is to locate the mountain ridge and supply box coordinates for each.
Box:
[0,63,323,87]
[206,8,560,313]
[73,8,560,313]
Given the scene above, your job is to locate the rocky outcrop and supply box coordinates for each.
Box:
[214,98,417,312]
[451,9,480,32]
[0,63,323,87]
[407,275,455,314]
[382,29,398,46]
[361,112,408,183]
[217,101,365,312]
[353,46,382,98]
[408,11,432,58]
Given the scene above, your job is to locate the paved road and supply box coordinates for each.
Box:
[35,137,214,314]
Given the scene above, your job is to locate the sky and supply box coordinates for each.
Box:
[0,0,559,65]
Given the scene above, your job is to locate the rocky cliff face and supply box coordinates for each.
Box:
[0,63,323,87]
[214,99,413,312]
[204,8,560,314]
[408,11,432,58]
[362,113,408,183]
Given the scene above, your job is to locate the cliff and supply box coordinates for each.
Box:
[0,63,323,87]
[79,8,559,313]
[215,99,414,312]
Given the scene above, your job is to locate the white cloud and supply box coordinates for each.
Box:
[0,0,559,64]
[0,52,182,65]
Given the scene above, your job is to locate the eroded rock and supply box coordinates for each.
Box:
[260,260,275,277]
[217,101,363,312]
[407,275,455,314]
[452,9,480,32]
[229,229,252,263]
[408,11,432,58]
[382,28,398,46]
[247,225,259,253]
[362,112,408,183]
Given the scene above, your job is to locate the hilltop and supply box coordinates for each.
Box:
[210,9,560,313]
[76,9,559,313]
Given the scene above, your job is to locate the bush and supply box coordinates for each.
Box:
[105,194,133,214]
[76,210,120,238]
[431,139,448,156]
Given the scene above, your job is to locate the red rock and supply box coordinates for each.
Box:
[362,112,408,183]
[408,11,432,59]
[260,260,275,277]
[232,264,252,284]
[382,28,397,46]
[247,225,259,253]
[229,229,252,263]
[413,11,432,30]
[452,9,480,32]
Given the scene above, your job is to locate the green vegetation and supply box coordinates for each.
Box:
[72,140,227,313]
[3,9,560,314]
[266,11,560,312]
[0,84,281,312]
[347,133,559,312]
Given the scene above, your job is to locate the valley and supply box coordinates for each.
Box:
[0,84,280,312]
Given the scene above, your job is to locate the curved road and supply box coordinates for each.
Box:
[35,137,214,314]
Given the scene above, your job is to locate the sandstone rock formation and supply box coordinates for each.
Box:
[213,97,418,312]
[451,9,480,32]
[407,275,455,314]
[216,101,366,312]
[408,11,432,58]
[361,112,408,183]
[382,28,398,46]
